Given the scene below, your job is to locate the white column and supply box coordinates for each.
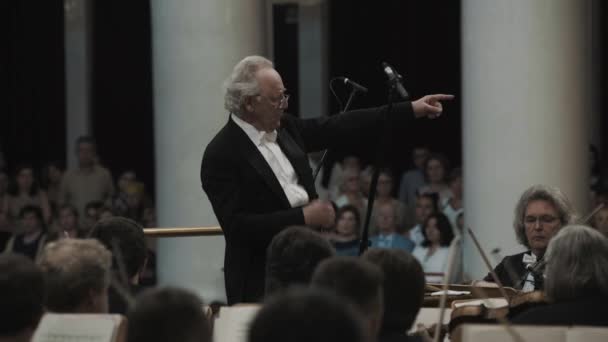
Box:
[462,0,590,279]
[150,0,265,302]
[64,0,92,168]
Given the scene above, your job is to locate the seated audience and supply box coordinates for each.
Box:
[42,161,64,215]
[591,206,608,237]
[327,155,361,201]
[265,226,335,296]
[311,257,384,338]
[127,287,211,342]
[83,200,104,231]
[0,254,45,342]
[4,165,51,224]
[481,184,575,291]
[249,288,368,342]
[363,248,425,342]
[48,204,84,240]
[416,153,451,204]
[369,169,408,235]
[360,165,373,198]
[370,202,414,252]
[407,193,438,246]
[89,216,148,314]
[330,205,361,257]
[412,213,455,283]
[3,205,47,260]
[38,238,112,313]
[398,145,430,209]
[441,167,463,232]
[512,225,608,326]
[334,168,367,217]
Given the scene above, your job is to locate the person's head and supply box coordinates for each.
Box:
[75,136,97,168]
[421,213,454,247]
[359,166,373,197]
[44,161,64,186]
[10,164,39,196]
[89,217,147,285]
[447,167,463,199]
[340,168,362,195]
[424,153,449,185]
[0,254,46,340]
[249,288,369,342]
[592,207,608,236]
[544,225,608,301]
[224,56,287,132]
[376,169,394,198]
[38,238,112,313]
[342,156,361,171]
[414,193,438,225]
[118,170,137,193]
[58,204,79,232]
[375,201,398,235]
[363,248,425,333]
[19,205,45,234]
[412,146,430,170]
[127,287,211,342]
[311,257,384,337]
[265,226,335,296]
[85,200,104,222]
[335,205,361,237]
[513,185,575,256]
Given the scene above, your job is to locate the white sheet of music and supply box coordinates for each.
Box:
[213,305,261,342]
[32,313,122,342]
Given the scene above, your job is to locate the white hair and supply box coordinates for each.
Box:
[223,55,274,115]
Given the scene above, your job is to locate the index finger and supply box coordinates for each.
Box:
[429,94,455,101]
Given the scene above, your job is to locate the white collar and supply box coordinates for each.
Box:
[231,114,277,145]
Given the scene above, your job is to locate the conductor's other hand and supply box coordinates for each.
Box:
[303,200,335,228]
[412,94,454,119]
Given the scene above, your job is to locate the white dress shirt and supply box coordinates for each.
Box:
[231,114,309,208]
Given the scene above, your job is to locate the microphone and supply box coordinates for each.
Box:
[338,77,368,93]
[381,62,409,99]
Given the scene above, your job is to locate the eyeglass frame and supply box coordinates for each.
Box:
[255,93,290,109]
[523,215,559,226]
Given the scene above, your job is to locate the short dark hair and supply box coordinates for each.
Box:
[336,205,361,234]
[127,287,211,342]
[311,257,383,320]
[416,192,439,212]
[9,164,40,197]
[59,204,79,218]
[19,205,46,232]
[248,288,368,342]
[423,153,450,182]
[421,212,454,247]
[89,217,147,279]
[85,200,104,213]
[76,135,96,149]
[0,254,46,336]
[363,248,425,332]
[265,226,335,296]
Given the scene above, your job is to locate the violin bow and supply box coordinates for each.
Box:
[467,227,510,300]
[581,203,604,224]
[433,233,462,342]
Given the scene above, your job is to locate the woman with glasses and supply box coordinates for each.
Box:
[479,184,576,291]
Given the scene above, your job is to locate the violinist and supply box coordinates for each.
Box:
[512,225,608,326]
[481,185,575,291]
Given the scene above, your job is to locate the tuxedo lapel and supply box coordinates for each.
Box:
[227,119,291,208]
[277,129,318,200]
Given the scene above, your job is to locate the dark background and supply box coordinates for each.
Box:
[2,0,607,199]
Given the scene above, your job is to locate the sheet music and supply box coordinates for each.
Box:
[213,305,261,342]
[32,314,121,342]
[453,297,508,309]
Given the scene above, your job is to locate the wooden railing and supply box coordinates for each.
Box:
[143,226,223,237]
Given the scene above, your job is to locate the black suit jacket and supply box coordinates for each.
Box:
[200,103,414,304]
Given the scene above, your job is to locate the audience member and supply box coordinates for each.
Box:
[83,200,105,231]
[406,193,438,246]
[59,136,114,218]
[370,201,414,252]
[416,153,451,204]
[370,169,408,235]
[0,254,46,342]
[311,256,384,338]
[512,225,608,326]
[330,205,361,256]
[3,205,47,260]
[328,155,361,201]
[441,167,463,231]
[363,248,425,342]
[591,206,608,237]
[48,204,84,240]
[4,165,52,224]
[481,184,575,291]
[265,226,335,296]
[412,213,455,283]
[398,146,430,208]
[360,165,373,198]
[38,238,112,313]
[42,161,64,214]
[89,216,148,314]
[249,288,369,342]
[334,167,368,216]
[127,287,211,342]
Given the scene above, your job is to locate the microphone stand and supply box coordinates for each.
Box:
[312,88,361,182]
[358,80,408,255]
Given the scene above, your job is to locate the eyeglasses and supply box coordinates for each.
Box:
[524,215,558,226]
[257,93,290,109]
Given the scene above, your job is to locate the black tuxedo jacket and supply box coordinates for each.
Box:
[200,102,414,304]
